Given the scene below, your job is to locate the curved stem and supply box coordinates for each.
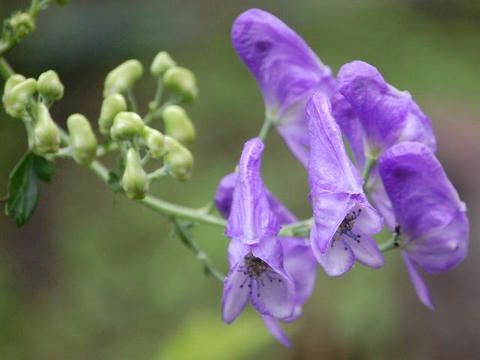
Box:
[362,156,376,187]
[172,217,224,282]
[258,117,274,141]
[0,57,14,78]
[379,235,398,253]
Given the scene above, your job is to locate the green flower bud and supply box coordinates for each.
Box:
[150,51,176,76]
[98,93,127,135]
[2,74,26,114]
[110,112,144,141]
[67,114,98,165]
[9,12,35,38]
[164,136,193,181]
[162,105,196,144]
[142,126,166,158]
[32,103,60,155]
[37,70,64,101]
[103,59,143,97]
[163,67,198,103]
[122,148,148,199]
[3,77,37,118]
[3,74,26,94]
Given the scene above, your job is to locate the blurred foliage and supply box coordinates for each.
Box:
[0,0,479,359]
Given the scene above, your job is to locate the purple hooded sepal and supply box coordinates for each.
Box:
[379,142,469,273]
[231,8,335,167]
[379,142,469,308]
[336,60,436,159]
[225,138,280,245]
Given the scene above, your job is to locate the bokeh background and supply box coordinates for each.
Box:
[1,0,479,359]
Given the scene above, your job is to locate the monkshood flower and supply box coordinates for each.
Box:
[332,60,437,227]
[307,92,384,276]
[232,8,335,167]
[379,142,469,309]
[215,139,317,346]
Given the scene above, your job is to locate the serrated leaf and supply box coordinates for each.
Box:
[32,154,55,182]
[4,152,55,227]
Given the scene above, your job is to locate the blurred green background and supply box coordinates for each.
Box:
[1,0,479,359]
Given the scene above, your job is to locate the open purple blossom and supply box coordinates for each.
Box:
[215,138,317,346]
[379,142,469,309]
[332,60,437,228]
[232,8,335,167]
[307,92,384,276]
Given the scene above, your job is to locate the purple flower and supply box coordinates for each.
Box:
[215,138,317,346]
[307,92,384,276]
[232,8,335,167]
[379,142,469,309]
[335,60,436,164]
[332,60,437,228]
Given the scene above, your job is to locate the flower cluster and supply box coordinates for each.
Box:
[216,8,469,346]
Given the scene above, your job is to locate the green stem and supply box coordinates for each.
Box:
[258,117,274,141]
[172,217,224,282]
[379,235,398,253]
[126,89,138,113]
[0,56,14,77]
[362,156,376,188]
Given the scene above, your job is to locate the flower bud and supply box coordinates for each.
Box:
[98,93,127,135]
[163,67,198,103]
[67,114,98,165]
[142,126,166,158]
[162,105,196,144]
[122,148,148,199]
[2,74,26,113]
[110,112,144,141]
[32,103,60,155]
[103,59,143,97]
[164,136,193,181]
[150,51,176,76]
[9,12,35,38]
[37,70,64,101]
[3,77,37,118]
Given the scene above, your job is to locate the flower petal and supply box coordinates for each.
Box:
[379,142,469,269]
[225,138,280,245]
[250,237,295,319]
[231,9,335,166]
[310,191,355,253]
[345,234,384,269]
[222,262,252,323]
[214,172,237,218]
[250,271,295,319]
[312,228,355,277]
[331,91,366,169]
[261,315,291,347]
[337,61,436,155]
[232,8,334,118]
[406,210,469,273]
[402,252,434,310]
[307,92,362,194]
[281,241,318,308]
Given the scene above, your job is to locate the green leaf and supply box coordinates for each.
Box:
[32,154,55,182]
[4,152,55,227]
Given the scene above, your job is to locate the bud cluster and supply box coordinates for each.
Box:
[2,50,199,203]
[2,69,98,162]
[98,51,198,199]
